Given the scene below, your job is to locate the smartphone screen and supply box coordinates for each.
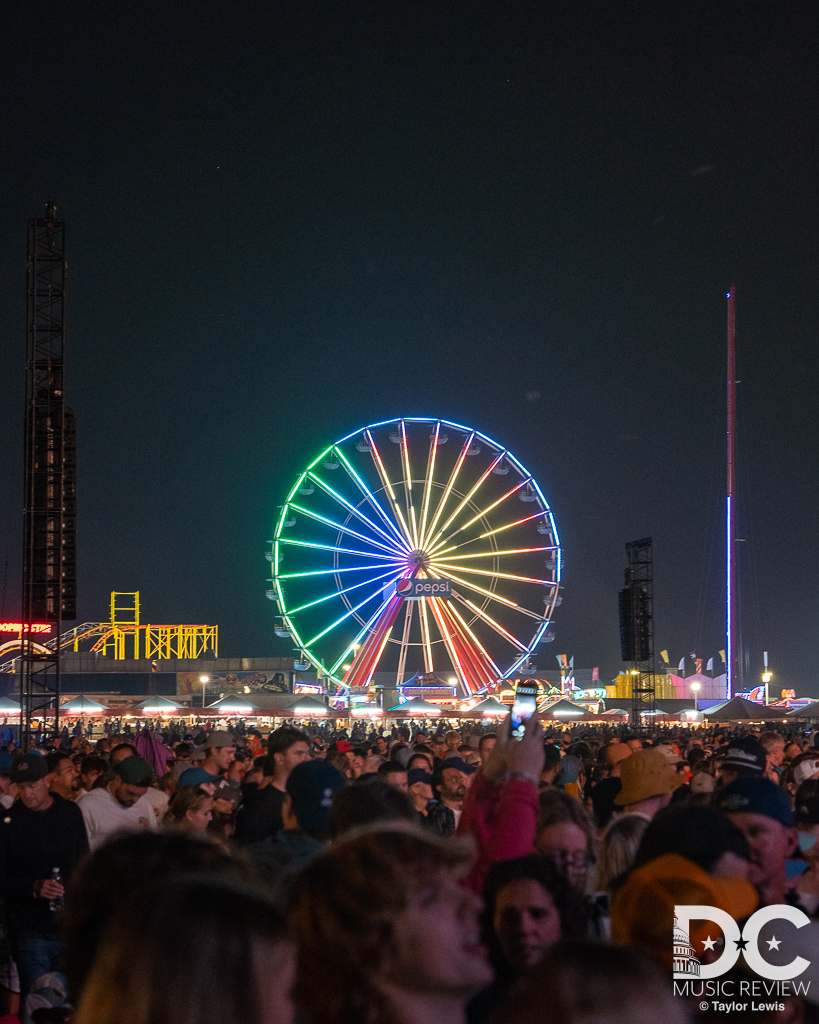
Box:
[511,682,538,739]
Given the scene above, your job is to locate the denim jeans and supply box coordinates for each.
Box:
[11,932,62,999]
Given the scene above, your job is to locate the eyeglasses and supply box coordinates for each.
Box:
[545,850,592,872]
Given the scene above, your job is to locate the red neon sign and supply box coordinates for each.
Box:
[0,623,53,634]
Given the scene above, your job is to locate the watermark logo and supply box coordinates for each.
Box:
[673,905,811,981]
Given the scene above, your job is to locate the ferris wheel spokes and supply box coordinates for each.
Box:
[283,565,404,617]
[307,463,409,552]
[398,420,420,549]
[419,431,474,549]
[429,565,545,618]
[427,476,532,554]
[303,568,406,649]
[278,537,404,562]
[419,591,434,673]
[365,430,415,549]
[417,420,441,547]
[287,501,408,557]
[426,450,506,549]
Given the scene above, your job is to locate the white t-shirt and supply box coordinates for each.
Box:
[142,786,170,822]
[76,786,159,850]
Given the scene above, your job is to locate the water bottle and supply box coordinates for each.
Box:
[48,867,64,913]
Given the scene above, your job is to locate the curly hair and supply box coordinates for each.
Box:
[288,826,473,1024]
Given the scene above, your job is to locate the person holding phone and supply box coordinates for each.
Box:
[457,712,545,894]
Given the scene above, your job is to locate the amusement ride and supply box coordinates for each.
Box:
[267,417,561,698]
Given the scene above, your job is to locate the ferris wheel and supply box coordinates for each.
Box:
[266,417,561,695]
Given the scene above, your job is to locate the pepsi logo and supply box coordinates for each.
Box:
[396,579,413,595]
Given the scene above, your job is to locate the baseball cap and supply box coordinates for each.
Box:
[202,730,236,749]
[212,779,241,807]
[114,756,154,787]
[178,767,220,788]
[689,771,716,795]
[286,759,347,837]
[10,755,48,783]
[407,768,432,786]
[793,758,819,788]
[713,776,795,827]
[614,749,684,806]
[440,756,477,776]
[717,737,767,776]
[654,743,681,765]
[335,740,353,754]
[611,853,758,970]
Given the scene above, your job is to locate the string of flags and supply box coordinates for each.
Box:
[658,650,728,675]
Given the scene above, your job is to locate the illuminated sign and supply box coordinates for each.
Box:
[0,623,52,634]
[395,579,451,599]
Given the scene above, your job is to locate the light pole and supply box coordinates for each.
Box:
[761,651,772,706]
[690,681,701,712]
[200,674,209,709]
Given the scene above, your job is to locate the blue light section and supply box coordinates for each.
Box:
[726,494,732,699]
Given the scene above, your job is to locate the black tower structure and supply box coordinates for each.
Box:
[618,537,656,723]
[20,203,76,744]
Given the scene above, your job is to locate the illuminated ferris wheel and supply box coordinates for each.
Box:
[266,418,561,695]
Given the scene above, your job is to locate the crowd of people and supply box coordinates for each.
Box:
[0,714,817,1022]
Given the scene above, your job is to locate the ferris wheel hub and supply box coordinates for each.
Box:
[408,549,430,572]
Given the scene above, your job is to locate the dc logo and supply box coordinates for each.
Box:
[396,579,413,595]
[674,905,811,981]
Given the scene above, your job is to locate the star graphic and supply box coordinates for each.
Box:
[702,936,717,951]
[767,936,781,950]
[735,937,749,951]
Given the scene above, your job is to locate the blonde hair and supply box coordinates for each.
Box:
[595,814,649,892]
[289,825,473,1024]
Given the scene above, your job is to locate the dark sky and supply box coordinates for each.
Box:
[1,3,817,693]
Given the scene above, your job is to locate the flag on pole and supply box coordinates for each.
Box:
[569,655,574,669]
[706,657,714,673]
[695,659,702,674]
[678,658,685,673]
[561,654,569,670]
[719,650,726,663]
[555,655,563,669]
[592,666,599,682]
[660,650,669,664]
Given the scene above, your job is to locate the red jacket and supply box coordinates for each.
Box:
[456,773,539,893]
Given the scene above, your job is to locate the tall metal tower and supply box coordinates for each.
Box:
[618,537,656,723]
[726,287,738,699]
[20,203,76,744]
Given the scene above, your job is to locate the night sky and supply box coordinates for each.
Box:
[1,4,817,693]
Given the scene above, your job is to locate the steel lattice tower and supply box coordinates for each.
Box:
[20,203,76,744]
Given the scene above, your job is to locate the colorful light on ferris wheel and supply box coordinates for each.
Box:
[268,418,562,694]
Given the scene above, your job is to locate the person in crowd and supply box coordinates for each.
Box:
[208,778,241,841]
[611,747,682,819]
[0,755,88,998]
[289,826,491,1024]
[534,788,596,891]
[407,767,434,819]
[427,761,469,837]
[794,793,819,914]
[444,729,462,754]
[377,759,408,791]
[198,729,236,780]
[329,780,417,839]
[76,755,158,850]
[62,830,256,1003]
[74,874,295,1024]
[45,750,82,801]
[235,726,309,846]
[477,733,497,766]
[246,759,346,888]
[595,813,648,893]
[407,750,434,773]
[714,736,768,787]
[79,755,107,793]
[539,743,562,786]
[759,730,786,778]
[469,854,582,1023]
[163,786,213,833]
[493,942,690,1024]
[611,852,758,971]
[631,802,756,881]
[712,776,801,906]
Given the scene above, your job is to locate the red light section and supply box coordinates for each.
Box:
[0,623,53,634]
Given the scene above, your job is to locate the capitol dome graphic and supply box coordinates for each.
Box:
[672,916,700,976]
